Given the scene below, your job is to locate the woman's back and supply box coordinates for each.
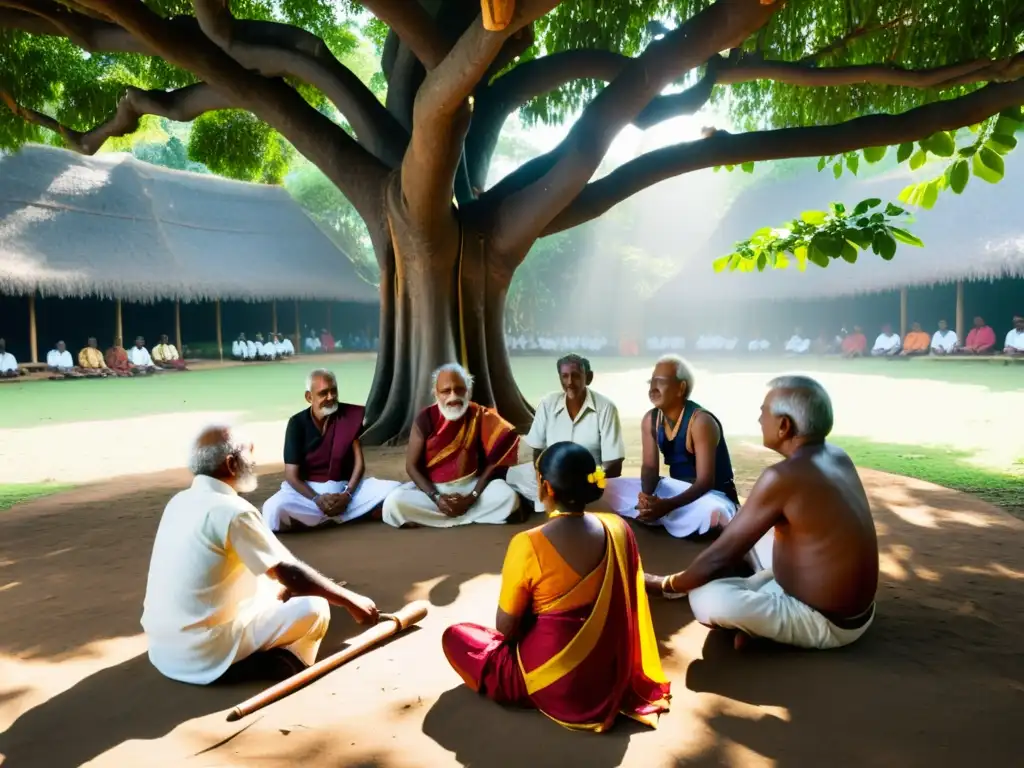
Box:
[541,514,607,579]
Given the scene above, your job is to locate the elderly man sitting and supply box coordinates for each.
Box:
[382,363,521,528]
[47,341,83,378]
[646,376,879,652]
[128,336,159,374]
[78,337,114,377]
[0,338,21,379]
[603,354,739,538]
[141,425,379,685]
[153,334,187,370]
[505,354,625,513]
[262,369,400,532]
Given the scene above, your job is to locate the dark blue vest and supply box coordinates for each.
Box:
[650,400,738,503]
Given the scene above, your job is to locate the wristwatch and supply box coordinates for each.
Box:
[430,490,441,502]
[470,490,480,499]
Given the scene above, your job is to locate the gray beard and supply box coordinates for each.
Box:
[437,400,469,422]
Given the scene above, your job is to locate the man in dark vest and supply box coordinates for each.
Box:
[604,355,739,538]
[262,369,400,532]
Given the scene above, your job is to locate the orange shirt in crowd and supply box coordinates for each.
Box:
[842,333,867,354]
[902,331,930,352]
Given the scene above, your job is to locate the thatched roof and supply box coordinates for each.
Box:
[0,144,378,303]
[659,151,1024,302]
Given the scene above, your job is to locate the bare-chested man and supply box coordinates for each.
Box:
[646,375,879,651]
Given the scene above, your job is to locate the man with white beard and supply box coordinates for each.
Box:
[382,363,521,528]
[141,425,380,685]
[262,369,400,532]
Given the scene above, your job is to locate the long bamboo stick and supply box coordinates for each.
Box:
[226,600,429,721]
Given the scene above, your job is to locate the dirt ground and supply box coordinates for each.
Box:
[0,447,1021,768]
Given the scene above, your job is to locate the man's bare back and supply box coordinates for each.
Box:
[770,443,878,618]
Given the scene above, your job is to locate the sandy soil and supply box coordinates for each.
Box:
[0,447,1021,768]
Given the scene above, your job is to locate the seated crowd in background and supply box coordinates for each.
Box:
[232,332,296,362]
[18,335,191,380]
[303,328,379,354]
[505,333,611,354]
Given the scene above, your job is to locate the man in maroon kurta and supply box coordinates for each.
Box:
[261,369,400,532]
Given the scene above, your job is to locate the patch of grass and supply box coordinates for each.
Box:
[833,436,1024,518]
[0,483,75,511]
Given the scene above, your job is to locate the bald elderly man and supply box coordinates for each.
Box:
[141,425,379,684]
[647,376,879,652]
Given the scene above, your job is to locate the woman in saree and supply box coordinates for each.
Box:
[441,441,671,732]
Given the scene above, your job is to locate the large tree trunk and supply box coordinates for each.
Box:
[360,175,534,446]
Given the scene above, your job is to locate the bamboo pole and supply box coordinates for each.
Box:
[955,280,965,341]
[294,300,301,350]
[28,294,38,363]
[175,299,183,354]
[271,300,278,334]
[899,287,908,338]
[226,601,429,722]
[115,299,123,344]
[215,300,223,362]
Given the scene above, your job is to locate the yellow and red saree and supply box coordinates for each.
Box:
[442,514,670,732]
[417,402,519,484]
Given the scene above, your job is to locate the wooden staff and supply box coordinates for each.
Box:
[227,601,429,721]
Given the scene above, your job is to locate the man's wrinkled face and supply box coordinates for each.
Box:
[559,362,590,402]
[648,361,684,410]
[306,375,339,419]
[435,370,470,421]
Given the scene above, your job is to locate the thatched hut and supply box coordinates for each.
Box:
[655,153,1024,340]
[0,144,378,362]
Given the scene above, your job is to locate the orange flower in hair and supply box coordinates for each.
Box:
[587,465,607,489]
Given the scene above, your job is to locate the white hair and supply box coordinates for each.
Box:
[431,362,474,395]
[767,375,834,439]
[656,354,695,396]
[188,424,249,477]
[305,368,336,393]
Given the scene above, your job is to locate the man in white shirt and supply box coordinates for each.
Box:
[128,336,158,373]
[246,336,259,360]
[274,332,295,357]
[1004,315,1024,356]
[505,355,626,514]
[748,332,771,353]
[785,328,811,355]
[232,334,248,360]
[255,333,276,360]
[871,324,902,357]
[141,425,379,685]
[46,340,83,377]
[304,332,321,353]
[0,338,20,378]
[930,320,958,355]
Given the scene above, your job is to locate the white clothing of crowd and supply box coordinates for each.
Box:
[232,333,295,361]
[505,334,611,353]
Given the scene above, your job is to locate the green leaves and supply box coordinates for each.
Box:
[897,143,914,163]
[973,147,1005,183]
[909,149,928,170]
[715,199,921,274]
[920,131,956,157]
[863,146,887,164]
[948,159,970,194]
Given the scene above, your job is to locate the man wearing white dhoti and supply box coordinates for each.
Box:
[262,369,400,532]
[784,327,811,355]
[505,354,625,513]
[382,363,520,528]
[646,376,878,651]
[141,425,379,685]
[603,355,739,538]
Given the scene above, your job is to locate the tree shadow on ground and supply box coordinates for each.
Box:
[422,687,648,768]
[678,472,1022,767]
[0,653,263,768]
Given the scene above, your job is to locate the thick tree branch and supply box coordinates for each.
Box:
[491,0,778,258]
[192,1,408,167]
[1,2,409,167]
[71,0,388,224]
[359,0,450,69]
[401,3,558,233]
[0,83,229,154]
[544,78,1024,235]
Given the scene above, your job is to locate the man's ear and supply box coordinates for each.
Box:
[224,454,238,477]
[779,415,796,440]
[305,391,313,405]
[585,371,594,386]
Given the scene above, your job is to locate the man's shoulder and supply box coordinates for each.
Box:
[286,408,313,429]
[587,388,620,414]
[536,391,564,411]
